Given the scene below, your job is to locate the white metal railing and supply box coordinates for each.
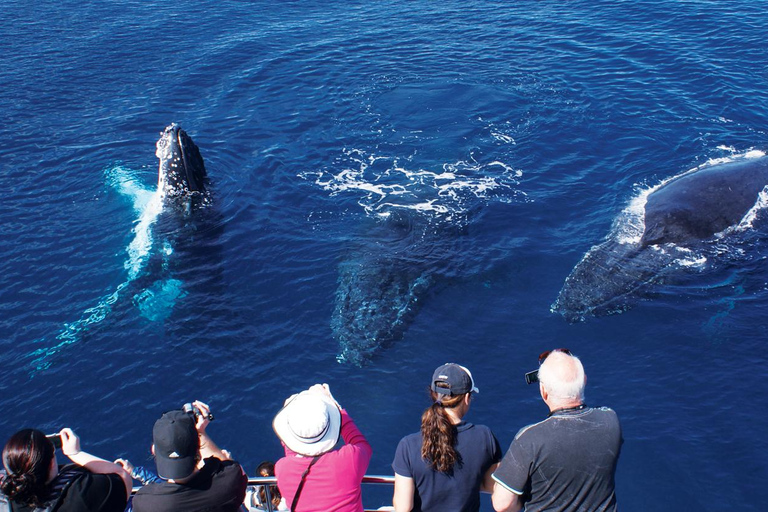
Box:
[132,474,396,512]
[246,475,397,512]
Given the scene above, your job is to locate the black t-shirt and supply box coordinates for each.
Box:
[392,422,502,512]
[10,465,127,512]
[493,406,622,512]
[132,458,247,512]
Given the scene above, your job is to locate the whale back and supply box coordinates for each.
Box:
[641,157,768,247]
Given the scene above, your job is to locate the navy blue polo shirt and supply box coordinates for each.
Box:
[392,422,501,512]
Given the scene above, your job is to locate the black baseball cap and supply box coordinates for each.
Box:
[152,410,199,480]
[431,363,480,395]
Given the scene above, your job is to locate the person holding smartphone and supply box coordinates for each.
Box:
[491,349,622,512]
[0,427,130,512]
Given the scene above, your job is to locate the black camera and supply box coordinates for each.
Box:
[46,433,62,449]
[524,369,539,385]
[182,403,214,421]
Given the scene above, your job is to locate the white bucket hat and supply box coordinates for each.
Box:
[273,390,341,456]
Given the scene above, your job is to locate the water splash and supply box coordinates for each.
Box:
[28,166,163,373]
[134,278,186,322]
[299,149,526,222]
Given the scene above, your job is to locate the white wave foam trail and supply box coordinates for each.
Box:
[29,166,162,373]
[299,149,526,221]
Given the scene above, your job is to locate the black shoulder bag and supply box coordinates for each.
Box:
[290,456,321,512]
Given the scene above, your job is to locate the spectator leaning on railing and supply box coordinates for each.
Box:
[273,383,372,512]
[1,427,130,512]
[491,349,622,512]
[127,400,247,512]
[392,363,502,512]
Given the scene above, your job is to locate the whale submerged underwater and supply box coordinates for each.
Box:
[30,124,211,371]
[552,151,768,322]
[303,149,524,366]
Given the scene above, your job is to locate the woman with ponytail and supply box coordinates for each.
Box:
[1,428,130,512]
[392,363,502,512]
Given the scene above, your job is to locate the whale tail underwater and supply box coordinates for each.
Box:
[553,152,768,322]
[29,124,211,372]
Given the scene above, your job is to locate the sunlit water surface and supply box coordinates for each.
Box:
[2,1,768,510]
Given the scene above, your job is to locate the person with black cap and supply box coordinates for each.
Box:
[392,363,502,512]
[130,400,247,512]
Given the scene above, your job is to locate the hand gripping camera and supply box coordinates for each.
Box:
[182,402,215,421]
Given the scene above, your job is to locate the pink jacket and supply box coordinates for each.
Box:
[275,410,372,512]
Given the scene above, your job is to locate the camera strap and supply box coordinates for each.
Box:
[290,455,321,512]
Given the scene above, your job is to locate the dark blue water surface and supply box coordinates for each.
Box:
[2,1,768,510]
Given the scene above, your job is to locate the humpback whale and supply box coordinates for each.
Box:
[306,148,524,366]
[156,123,210,209]
[331,212,448,366]
[552,153,768,322]
[30,124,212,372]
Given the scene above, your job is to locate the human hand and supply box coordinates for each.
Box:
[114,458,134,475]
[193,400,212,433]
[59,428,81,457]
[307,383,340,409]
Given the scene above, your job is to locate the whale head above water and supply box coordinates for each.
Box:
[156,123,209,207]
[552,154,768,322]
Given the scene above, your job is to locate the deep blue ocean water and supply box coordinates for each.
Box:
[2,1,768,509]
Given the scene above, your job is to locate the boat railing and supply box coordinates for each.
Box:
[132,474,396,512]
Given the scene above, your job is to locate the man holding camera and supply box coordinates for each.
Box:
[131,400,247,512]
[491,349,622,512]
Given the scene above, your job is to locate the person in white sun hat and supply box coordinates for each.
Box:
[273,383,372,512]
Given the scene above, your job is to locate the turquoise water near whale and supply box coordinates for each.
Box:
[2,1,768,509]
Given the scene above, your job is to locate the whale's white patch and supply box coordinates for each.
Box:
[29,166,169,373]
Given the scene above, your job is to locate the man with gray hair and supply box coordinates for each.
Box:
[491,349,622,512]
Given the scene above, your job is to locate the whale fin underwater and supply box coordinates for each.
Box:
[309,149,525,366]
[552,152,768,322]
[331,211,443,366]
[29,124,211,372]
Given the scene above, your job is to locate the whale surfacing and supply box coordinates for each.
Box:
[553,154,768,321]
[156,123,210,209]
[29,125,214,373]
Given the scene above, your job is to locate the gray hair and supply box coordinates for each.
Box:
[538,351,586,402]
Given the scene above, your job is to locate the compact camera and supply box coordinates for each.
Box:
[182,402,214,421]
[46,433,62,449]
[524,369,539,385]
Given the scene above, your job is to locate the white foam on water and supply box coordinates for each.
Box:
[29,166,164,373]
[735,185,768,231]
[299,148,526,220]
[673,246,708,268]
[612,186,655,245]
[491,131,516,144]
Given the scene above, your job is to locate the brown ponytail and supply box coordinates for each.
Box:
[420,384,467,473]
[1,429,55,507]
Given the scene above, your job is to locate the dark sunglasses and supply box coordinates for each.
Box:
[525,348,572,385]
[538,348,572,364]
